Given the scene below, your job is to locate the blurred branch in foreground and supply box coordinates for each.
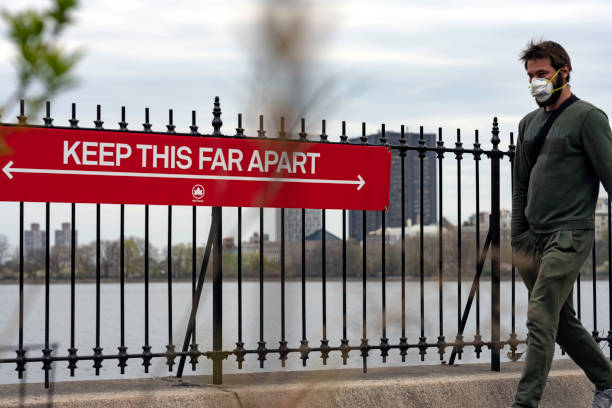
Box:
[246,0,338,136]
[0,0,82,155]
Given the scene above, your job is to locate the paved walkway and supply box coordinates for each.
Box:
[0,360,596,407]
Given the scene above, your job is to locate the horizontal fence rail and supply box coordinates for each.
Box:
[0,97,610,389]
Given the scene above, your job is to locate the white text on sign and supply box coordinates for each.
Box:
[63,142,321,174]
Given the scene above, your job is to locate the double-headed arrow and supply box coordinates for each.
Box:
[2,161,366,190]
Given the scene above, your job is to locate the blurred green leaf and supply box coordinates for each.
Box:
[0,0,81,154]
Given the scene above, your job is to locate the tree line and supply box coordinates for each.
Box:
[0,232,608,282]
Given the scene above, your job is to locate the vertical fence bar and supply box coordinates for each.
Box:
[67,102,76,377]
[91,106,102,376]
[508,132,518,359]
[300,206,309,367]
[299,122,307,367]
[258,208,266,368]
[44,102,52,385]
[188,109,198,368]
[165,121,173,366]
[114,107,126,373]
[340,121,349,365]
[608,198,612,360]
[17,201,25,378]
[236,207,244,368]
[321,208,329,364]
[119,203,127,374]
[211,98,224,383]
[167,205,175,371]
[436,127,445,360]
[43,202,51,388]
[490,117,501,372]
[360,122,368,372]
[212,206,223,384]
[93,203,102,375]
[279,207,288,367]
[320,118,328,366]
[399,125,408,361]
[578,261,582,320]
[592,215,597,341]
[143,205,151,372]
[455,128,464,359]
[418,126,427,361]
[258,118,269,366]
[341,206,348,361]
[474,129,483,357]
[379,124,389,362]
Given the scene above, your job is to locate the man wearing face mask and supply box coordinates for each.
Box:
[511,40,612,408]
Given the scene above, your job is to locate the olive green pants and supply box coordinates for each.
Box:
[511,229,612,408]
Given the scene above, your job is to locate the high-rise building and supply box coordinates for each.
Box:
[54,222,77,248]
[348,131,437,240]
[595,197,609,240]
[275,208,322,241]
[24,223,46,260]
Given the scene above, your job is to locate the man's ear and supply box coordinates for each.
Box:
[560,65,570,81]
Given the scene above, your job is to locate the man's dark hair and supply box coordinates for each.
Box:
[520,40,572,82]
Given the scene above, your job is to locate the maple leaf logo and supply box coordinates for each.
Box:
[192,185,205,199]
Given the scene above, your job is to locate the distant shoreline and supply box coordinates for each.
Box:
[0,275,608,285]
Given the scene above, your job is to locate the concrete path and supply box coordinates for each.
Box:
[0,360,596,407]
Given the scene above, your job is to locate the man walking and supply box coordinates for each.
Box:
[511,40,612,408]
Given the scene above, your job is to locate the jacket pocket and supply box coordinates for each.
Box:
[554,230,575,253]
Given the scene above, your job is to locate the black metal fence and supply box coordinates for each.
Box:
[0,97,610,389]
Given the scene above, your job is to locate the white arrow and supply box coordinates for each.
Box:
[2,161,13,180]
[2,161,366,190]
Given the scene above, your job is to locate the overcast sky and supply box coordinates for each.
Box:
[1,0,611,248]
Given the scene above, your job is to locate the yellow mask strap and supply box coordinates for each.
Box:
[552,83,568,93]
[546,68,561,85]
[547,68,568,93]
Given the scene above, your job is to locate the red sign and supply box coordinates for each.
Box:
[0,126,391,210]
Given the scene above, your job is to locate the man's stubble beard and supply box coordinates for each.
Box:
[536,72,566,108]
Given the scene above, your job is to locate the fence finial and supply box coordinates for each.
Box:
[340,121,348,143]
[212,96,222,136]
[167,109,175,133]
[43,101,54,127]
[298,118,307,140]
[360,122,367,144]
[491,116,500,148]
[143,108,152,132]
[69,103,79,128]
[320,119,328,142]
[119,106,128,131]
[279,116,287,139]
[258,115,266,138]
[17,100,27,125]
[94,105,104,129]
[380,123,387,145]
[190,111,199,135]
[235,113,245,137]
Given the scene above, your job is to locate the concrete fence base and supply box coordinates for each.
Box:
[0,360,596,407]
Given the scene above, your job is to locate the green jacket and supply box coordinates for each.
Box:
[511,96,612,236]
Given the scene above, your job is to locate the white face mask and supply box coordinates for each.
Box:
[529,68,568,102]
